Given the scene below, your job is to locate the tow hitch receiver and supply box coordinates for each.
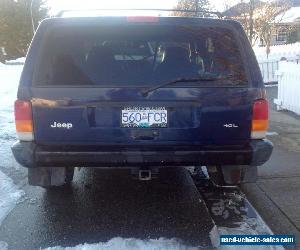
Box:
[131,168,159,181]
[139,169,152,181]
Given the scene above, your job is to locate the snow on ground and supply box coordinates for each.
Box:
[254,42,300,61]
[0,170,24,225]
[210,194,284,250]
[43,237,198,250]
[0,64,22,136]
[5,57,25,65]
[0,64,23,170]
[0,64,22,112]
[0,64,24,250]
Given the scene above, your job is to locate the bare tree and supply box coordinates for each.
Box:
[249,0,255,45]
[254,1,291,54]
[222,0,259,46]
[224,0,291,51]
[222,0,233,13]
[172,0,210,17]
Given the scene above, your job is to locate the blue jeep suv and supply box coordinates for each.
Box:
[12,15,273,187]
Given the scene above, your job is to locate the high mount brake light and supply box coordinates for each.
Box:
[14,100,34,141]
[251,99,269,139]
[126,16,159,22]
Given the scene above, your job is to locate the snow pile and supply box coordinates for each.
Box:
[210,194,284,250]
[43,237,198,250]
[0,64,23,169]
[253,42,300,83]
[0,170,24,225]
[5,57,25,65]
[0,64,22,108]
[0,64,22,129]
[254,42,300,62]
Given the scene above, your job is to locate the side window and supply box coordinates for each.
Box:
[276,27,287,42]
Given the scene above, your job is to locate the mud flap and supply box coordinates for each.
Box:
[28,167,67,187]
[241,165,258,183]
[222,165,257,185]
[222,165,242,185]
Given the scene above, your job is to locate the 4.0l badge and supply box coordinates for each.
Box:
[223,123,239,128]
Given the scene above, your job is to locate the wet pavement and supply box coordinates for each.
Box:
[0,168,217,249]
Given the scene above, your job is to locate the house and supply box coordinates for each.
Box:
[271,4,300,45]
[223,0,300,46]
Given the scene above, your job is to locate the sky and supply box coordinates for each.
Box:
[48,0,241,16]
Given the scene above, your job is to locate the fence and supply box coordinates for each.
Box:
[274,61,300,115]
[254,43,300,83]
[258,60,279,83]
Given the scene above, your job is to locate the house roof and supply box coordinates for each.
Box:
[274,7,300,23]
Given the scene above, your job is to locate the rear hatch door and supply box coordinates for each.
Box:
[29,18,254,146]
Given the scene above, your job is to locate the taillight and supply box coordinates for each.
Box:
[14,100,34,141]
[251,99,269,139]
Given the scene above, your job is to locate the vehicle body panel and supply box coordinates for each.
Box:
[28,87,263,146]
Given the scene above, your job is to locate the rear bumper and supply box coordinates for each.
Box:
[11,139,273,168]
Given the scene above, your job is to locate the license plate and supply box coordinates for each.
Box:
[121,107,167,128]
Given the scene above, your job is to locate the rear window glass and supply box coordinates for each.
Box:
[33,24,247,86]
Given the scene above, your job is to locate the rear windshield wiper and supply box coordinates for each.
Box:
[140,75,238,96]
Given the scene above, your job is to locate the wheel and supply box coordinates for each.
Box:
[28,167,74,188]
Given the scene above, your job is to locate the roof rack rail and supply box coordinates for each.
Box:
[56,8,223,19]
